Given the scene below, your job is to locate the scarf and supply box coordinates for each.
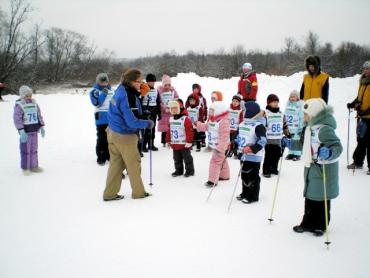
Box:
[302,125,312,167]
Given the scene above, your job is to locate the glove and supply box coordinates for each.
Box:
[147,120,154,129]
[102,88,109,94]
[184,143,192,148]
[281,137,292,149]
[40,127,45,138]
[19,130,28,143]
[347,102,353,109]
[140,83,151,96]
[242,146,253,153]
[318,146,332,160]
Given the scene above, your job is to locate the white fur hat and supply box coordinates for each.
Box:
[209,101,228,116]
[303,98,327,118]
[19,85,32,98]
[168,100,180,114]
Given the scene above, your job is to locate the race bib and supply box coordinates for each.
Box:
[208,122,220,149]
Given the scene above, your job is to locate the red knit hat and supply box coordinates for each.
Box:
[267,94,279,104]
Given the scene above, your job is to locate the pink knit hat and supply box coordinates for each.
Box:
[161,74,171,86]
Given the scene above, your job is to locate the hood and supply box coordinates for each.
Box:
[305,55,321,75]
[307,106,336,129]
[186,93,200,107]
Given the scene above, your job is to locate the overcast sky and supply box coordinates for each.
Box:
[4,0,370,58]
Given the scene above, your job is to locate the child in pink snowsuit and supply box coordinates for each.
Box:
[13,85,45,175]
[197,101,230,187]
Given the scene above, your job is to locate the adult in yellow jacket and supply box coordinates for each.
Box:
[347,61,370,173]
[300,56,329,104]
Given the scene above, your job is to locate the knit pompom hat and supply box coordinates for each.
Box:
[303,98,327,118]
[161,74,171,86]
[19,85,32,98]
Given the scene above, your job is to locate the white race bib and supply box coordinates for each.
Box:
[208,122,220,149]
[266,111,283,139]
[143,89,158,106]
[187,107,199,123]
[161,91,173,105]
[170,117,186,144]
[20,102,39,125]
[229,109,242,131]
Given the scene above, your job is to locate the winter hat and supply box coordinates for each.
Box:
[363,61,370,70]
[96,73,109,83]
[305,55,321,74]
[289,90,300,99]
[244,101,261,118]
[146,73,156,82]
[161,74,171,86]
[209,101,228,116]
[267,94,279,104]
[19,85,32,98]
[211,91,223,102]
[122,68,142,86]
[303,98,327,119]
[168,100,180,114]
[242,62,252,71]
[232,94,241,102]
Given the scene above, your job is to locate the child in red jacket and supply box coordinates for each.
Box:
[229,94,244,158]
[186,84,208,148]
[196,101,230,187]
[166,99,195,177]
[186,93,207,152]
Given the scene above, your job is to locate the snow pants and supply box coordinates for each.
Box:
[208,150,230,184]
[20,132,38,170]
[300,198,331,231]
[96,124,110,163]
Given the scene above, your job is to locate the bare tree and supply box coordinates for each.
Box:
[0,0,35,83]
[304,30,320,55]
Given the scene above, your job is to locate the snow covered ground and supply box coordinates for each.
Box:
[0,73,369,278]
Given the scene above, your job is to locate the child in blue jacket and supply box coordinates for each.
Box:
[89,73,114,165]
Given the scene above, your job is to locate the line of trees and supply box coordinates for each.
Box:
[1,0,369,94]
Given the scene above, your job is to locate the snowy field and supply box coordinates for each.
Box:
[0,72,369,278]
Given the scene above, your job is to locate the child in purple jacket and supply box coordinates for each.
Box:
[13,85,45,175]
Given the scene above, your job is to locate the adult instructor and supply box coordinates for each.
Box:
[103,68,154,201]
[300,55,329,103]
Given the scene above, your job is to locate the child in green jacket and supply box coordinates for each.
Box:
[283,98,342,236]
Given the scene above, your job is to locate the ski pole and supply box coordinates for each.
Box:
[347,109,351,167]
[322,164,331,249]
[227,163,242,213]
[268,148,285,223]
[206,153,228,202]
[149,129,153,187]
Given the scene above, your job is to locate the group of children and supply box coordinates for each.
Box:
[13,72,341,236]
